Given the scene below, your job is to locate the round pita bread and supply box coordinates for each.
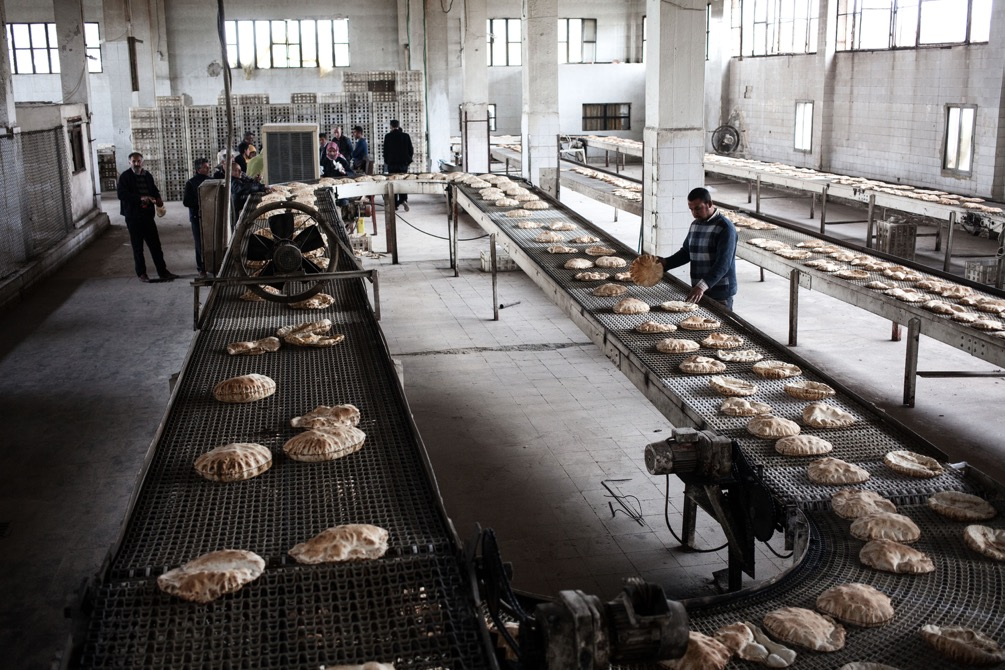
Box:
[515,220,541,229]
[629,254,664,287]
[194,443,273,482]
[291,404,361,429]
[747,415,801,439]
[533,231,562,243]
[775,434,832,456]
[963,524,1005,561]
[546,245,579,254]
[679,316,722,331]
[702,332,745,349]
[660,300,699,313]
[752,360,802,379]
[679,355,727,374]
[574,271,609,281]
[636,320,677,334]
[802,402,856,428]
[710,376,759,398]
[920,625,1005,666]
[549,221,576,231]
[807,457,870,485]
[834,269,871,280]
[585,245,616,256]
[156,549,266,603]
[674,631,731,670]
[884,450,943,478]
[716,348,764,363]
[288,524,389,564]
[570,235,600,244]
[283,425,367,462]
[614,271,633,281]
[816,583,894,627]
[784,380,836,401]
[927,491,997,522]
[213,374,277,403]
[656,338,700,353]
[594,255,627,268]
[762,607,846,652]
[776,248,814,260]
[564,258,594,269]
[592,283,628,297]
[859,539,934,574]
[613,297,650,314]
[850,513,921,543]
[832,489,896,519]
[719,396,771,415]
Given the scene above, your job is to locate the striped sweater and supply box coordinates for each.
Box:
[661,209,738,300]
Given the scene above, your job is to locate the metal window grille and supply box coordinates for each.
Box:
[487,18,522,66]
[582,103,631,132]
[5,22,102,74]
[225,19,350,70]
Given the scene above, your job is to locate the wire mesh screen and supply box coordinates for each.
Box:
[0,128,73,280]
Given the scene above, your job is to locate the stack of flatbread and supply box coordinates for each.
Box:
[284,404,366,463]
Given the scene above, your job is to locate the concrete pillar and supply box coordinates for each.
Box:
[53,0,93,106]
[460,0,490,173]
[641,0,705,259]
[0,0,16,128]
[423,0,452,171]
[0,0,28,267]
[521,0,559,187]
[989,0,1005,200]
[812,0,838,172]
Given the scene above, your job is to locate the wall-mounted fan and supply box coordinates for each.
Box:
[711,125,741,155]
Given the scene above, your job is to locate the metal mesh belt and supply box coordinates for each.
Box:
[0,128,72,279]
[77,191,493,669]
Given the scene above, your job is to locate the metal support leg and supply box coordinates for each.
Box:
[447,188,455,271]
[384,193,398,265]
[372,270,381,321]
[789,270,800,347]
[682,485,698,548]
[904,317,921,407]
[747,181,753,204]
[891,321,901,341]
[865,195,876,249]
[809,193,815,219]
[759,267,765,282]
[943,211,956,273]
[192,284,200,330]
[614,207,619,222]
[491,233,499,321]
[820,184,829,235]
[453,196,460,278]
[755,175,762,214]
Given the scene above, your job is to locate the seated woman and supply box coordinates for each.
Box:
[320,141,354,179]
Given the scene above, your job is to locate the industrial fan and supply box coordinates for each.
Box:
[239,200,340,302]
[710,125,741,155]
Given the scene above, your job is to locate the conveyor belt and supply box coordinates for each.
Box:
[73,192,495,669]
[559,167,642,216]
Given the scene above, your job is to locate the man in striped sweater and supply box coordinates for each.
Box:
[659,187,738,309]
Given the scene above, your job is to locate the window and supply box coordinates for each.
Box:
[706,3,711,60]
[458,104,497,132]
[837,0,991,51]
[729,0,743,57]
[224,19,349,69]
[68,118,86,174]
[487,18,521,66]
[794,101,813,152]
[6,22,102,74]
[582,103,630,131]
[642,16,647,63]
[944,105,975,174]
[736,0,818,57]
[558,19,597,64]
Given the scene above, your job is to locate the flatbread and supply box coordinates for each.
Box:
[283,425,367,462]
[285,331,345,347]
[752,360,802,379]
[515,220,541,229]
[884,287,926,303]
[832,490,896,519]
[656,338,701,353]
[662,631,731,670]
[276,319,332,338]
[533,231,562,243]
[816,583,894,628]
[784,380,836,401]
[714,622,797,667]
[850,512,921,543]
[613,297,650,314]
[710,376,759,398]
[679,355,727,374]
[762,607,846,652]
[716,349,764,363]
[679,316,722,331]
[570,235,600,244]
[213,374,277,403]
[775,435,832,456]
[807,457,870,485]
[660,300,699,312]
[884,450,943,478]
[226,336,281,356]
[927,492,997,522]
[882,266,922,281]
[565,258,594,269]
[636,321,677,334]
[614,272,633,281]
[923,300,966,315]
[594,256,628,268]
[701,332,744,349]
[546,245,579,254]
[629,254,664,287]
[194,443,273,482]
[719,396,771,415]
[505,208,532,218]
[549,221,576,231]
[859,539,934,574]
[776,248,814,260]
[972,319,1005,331]
[919,625,1005,666]
[592,283,628,297]
[290,292,335,309]
[833,269,871,280]
[963,525,1005,561]
[288,524,389,564]
[747,415,801,439]
[156,549,266,603]
[574,271,609,281]
[804,259,846,273]
[865,281,895,290]
[239,285,282,301]
[803,402,857,428]
[523,199,549,210]
[585,245,616,256]
[291,404,361,429]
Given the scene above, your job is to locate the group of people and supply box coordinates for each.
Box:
[318,120,414,211]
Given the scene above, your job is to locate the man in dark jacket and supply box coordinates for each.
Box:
[117,152,178,282]
[182,158,212,278]
[229,161,269,227]
[383,119,414,211]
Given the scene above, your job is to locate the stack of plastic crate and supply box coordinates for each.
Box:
[290,93,319,124]
[158,100,189,201]
[237,103,269,150]
[97,145,117,192]
[186,106,220,172]
[269,104,293,124]
[128,108,165,196]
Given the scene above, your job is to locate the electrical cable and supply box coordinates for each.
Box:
[664,474,728,553]
[760,537,793,559]
[395,214,488,241]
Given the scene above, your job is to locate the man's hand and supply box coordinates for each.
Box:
[686,284,706,304]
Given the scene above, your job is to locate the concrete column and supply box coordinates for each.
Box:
[812,0,838,172]
[989,0,1005,200]
[53,0,93,106]
[641,0,705,259]
[423,0,452,170]
[0,0,28,267]
[460,0,490,173]
[0,0,16,128]
[521,0,559,187]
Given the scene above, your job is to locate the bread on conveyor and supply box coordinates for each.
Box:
[636,320,677,334]
[213,373,276,403]
[660,300,699,313]
[523,200,549,210]
[239,285,281,301]
[545,245,578,254]
[515,220,541,229]
[714,621,797,667]
[494,197,520,207]
[283,425,367,462]
[656,338,700,353]
[574,271,609,281]
[291,404,361,429]
[594,256,628,268]
[614,271,632,281]
[701,333,744,349]
[716,348,764,363]
[533,231,562,243]
[679,316,722,331]
[775,248,813,260]
[762,607,846,652]
[927,491,997,522]
[752,360,801,379]
[719,396,770,415]
[831,489,896,519]
[592,283,628,297]
[585,245,617,256]
[156,549,265,603]
[923,300,966,315]
[833,269,871,280]
[629,254,664,287]
[775,434,832,456]
[883,450,943,478]
[678,355,727,374]
[564,258,594,269]
[288,524,389,564]
[919,624,1005,666]
[802,402,856,428]
[285,331,346,347]
[807,457,870,485]
[859,539,934,574]
[804,259,846,273]
[550,221,577,231]
[194,442,273,482]
[226,336,281,356]
[276,319,331,339]
[850,512,921,543]
[613,297,650,314]
[710,377,759,399]
[816,583,894,628]
[290,292,335,309]
[784,380,835,401]
[661,631,731,670]
[963,525,1005,561]
[747,415,800,440]
[570,235,600,244]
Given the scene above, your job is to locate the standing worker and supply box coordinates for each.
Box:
[117,152,178,283]
[331,126,353,158]
[182,157,212,278]
[654,187,737,309]
[383,119,414,211]
[350,125,369,174]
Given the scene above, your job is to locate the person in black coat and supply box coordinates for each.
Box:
[117,152,178,282]
[182,158,212,277]
[383,119,414,211]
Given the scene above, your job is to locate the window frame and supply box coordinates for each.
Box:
[458,103,497,132]
[224,18,350,70]
[558,18,597,64]
[943,103,976,176]
[836,0,991,52]
[67,117,86,174]
[794,100,814,153]
[487,18,522,66]
[582,103,631,132]
[6,22,102,74]
[734,0,818,57]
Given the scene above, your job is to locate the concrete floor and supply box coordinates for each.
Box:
[0,180,1002,668]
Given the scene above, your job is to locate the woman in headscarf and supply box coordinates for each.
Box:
[321,141,354,178]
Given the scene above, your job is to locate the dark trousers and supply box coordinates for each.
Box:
[125,215,168,277]
[387,164,409,206]
[189,214,205,273]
